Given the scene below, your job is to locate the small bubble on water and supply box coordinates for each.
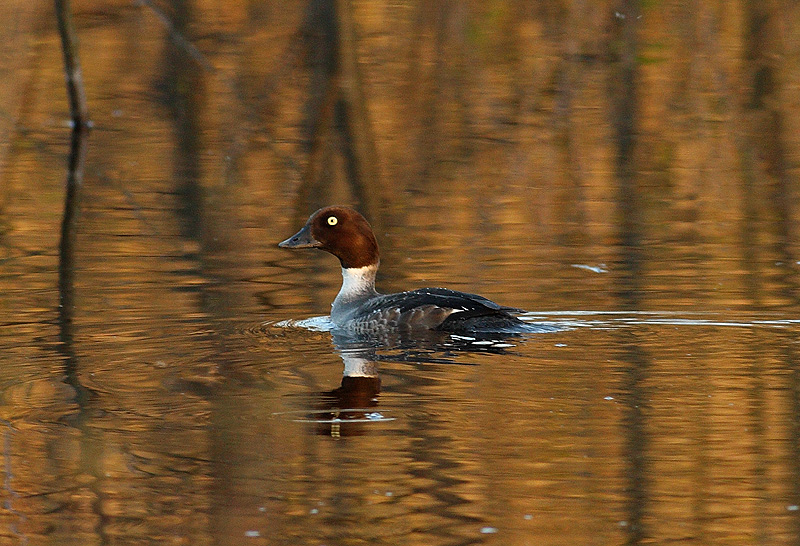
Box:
[788,505,799,511]
[480,527,498,534]
[604,396,614,401]
[244,530,260,538]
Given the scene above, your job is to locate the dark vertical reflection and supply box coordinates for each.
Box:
[54,0,89,127]
[334,0,381,208]
[667,5,714,539]
[739,154,770,544]
[58,125,108,541]
[415,1,446,189]
[553,1,587,249]
[56,0,91,408]
[160,0,206,243]
[156,1,221,540]
[297,0,338,218]
[293,0,382,224]
[738,3,773,541]
[742,1,800,541]
[609,2,649,544]
[58,124,90,407]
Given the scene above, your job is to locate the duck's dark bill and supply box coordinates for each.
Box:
[278,224,321,249]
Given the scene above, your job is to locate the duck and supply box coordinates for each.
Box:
[279,206,544,335]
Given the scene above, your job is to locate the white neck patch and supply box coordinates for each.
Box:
[337,264,378,301]
[342,353,378,377]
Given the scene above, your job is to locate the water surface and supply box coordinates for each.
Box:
[2,1,800,545]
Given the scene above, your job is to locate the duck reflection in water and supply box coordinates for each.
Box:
[310,339,383,438]
[303,329,529,438]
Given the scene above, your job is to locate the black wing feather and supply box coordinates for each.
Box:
[357,287,512,315]
[352,287,534,333]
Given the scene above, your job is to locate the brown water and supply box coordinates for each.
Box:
[2,1,800,545]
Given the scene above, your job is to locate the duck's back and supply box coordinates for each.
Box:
[338,287,536,335]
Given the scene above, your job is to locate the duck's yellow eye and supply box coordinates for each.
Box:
[327,216,338,226]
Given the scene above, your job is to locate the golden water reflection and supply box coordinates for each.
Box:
[1,0,800,544]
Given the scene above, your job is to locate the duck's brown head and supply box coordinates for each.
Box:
[278,206,380,269]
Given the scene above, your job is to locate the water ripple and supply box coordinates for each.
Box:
[519,311,800,329]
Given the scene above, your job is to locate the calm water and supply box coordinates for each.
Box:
[2,1,800,545]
